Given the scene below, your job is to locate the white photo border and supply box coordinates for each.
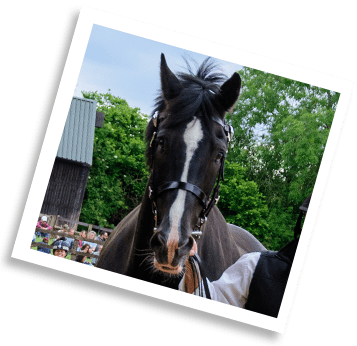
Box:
[11,6,354,333]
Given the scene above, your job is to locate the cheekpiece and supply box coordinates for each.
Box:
[152,111,158,128]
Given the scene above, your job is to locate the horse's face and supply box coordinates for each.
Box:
[147,54,241,276]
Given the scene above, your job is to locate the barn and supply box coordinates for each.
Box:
[40,96,104,225]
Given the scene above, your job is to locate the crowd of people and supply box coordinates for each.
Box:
[32,216,109,267]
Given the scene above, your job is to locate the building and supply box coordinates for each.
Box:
[40,96,104,225]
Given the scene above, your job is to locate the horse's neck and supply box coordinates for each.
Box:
[136,190,154,242]
[127,187,155,274]
[197,206,238,281]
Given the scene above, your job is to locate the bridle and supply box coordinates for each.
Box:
[148,110,234,240]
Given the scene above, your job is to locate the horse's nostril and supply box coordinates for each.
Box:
[149,231,166,252]
[177,236,194,257]
[186,236,194,250]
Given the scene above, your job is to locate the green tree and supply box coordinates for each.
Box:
[80,91,149,228]
[219,161,271,247]
[226,68,339,249]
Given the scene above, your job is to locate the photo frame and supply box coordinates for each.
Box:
[11,6,353,333]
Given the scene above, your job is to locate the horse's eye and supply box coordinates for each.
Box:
[215,152,223,162]
[157,138,164,151]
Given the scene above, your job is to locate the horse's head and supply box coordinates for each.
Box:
[146,54,241,276]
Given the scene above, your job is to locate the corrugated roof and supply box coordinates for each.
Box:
[57,97,97,165]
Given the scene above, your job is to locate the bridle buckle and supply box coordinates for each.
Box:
[192,229,203,239]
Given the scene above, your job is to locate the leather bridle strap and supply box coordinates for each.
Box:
[156,181,208,207]
[199,153,225,220]
[191,254,211,299]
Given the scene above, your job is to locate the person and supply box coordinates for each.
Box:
[65,228,75,250]
[35,218,41,238]
[36,216,52,238]
[73,244,90,262]
[180,194,312,318]
[95,231,108,242]
[55,224,69,240]
[36,237,51,254]
[95,231,108,251]
[77,230,87,249]
[91,245,102,266]
[80,244,90,253]
[52,237,70,258]
[83,231,97,254]
[75,254,93,266]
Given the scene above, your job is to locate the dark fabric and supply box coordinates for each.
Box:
[245,239,298,318]
[299,194,311,212]
[294,211,304,239]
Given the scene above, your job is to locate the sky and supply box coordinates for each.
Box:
[74,25,243,116]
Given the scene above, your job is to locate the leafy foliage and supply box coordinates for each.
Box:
[79,91,149,228]
[225,67,340,249]
[219,161,270,246]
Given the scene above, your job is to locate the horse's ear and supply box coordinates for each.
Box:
[219,72,241,114]
[160,53,182,101]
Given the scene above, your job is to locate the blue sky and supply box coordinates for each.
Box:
[74,25,243,116]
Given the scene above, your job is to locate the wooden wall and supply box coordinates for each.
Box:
[41,157,90,225]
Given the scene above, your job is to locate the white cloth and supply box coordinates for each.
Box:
[179,252,261,308]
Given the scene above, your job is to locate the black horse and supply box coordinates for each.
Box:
[97,54,265,289]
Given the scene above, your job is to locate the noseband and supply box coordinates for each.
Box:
[148,111,234,240]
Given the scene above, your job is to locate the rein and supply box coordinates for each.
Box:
[148,111,234,240]
[188,254,212,299]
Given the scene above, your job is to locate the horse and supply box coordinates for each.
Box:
[96,54,266,290]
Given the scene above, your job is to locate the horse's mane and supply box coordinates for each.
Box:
[145,57,227,167]
[154,57,227,122]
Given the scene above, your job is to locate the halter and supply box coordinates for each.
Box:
[148,111,234,240]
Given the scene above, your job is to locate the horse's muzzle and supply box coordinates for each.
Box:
[150,231,194,274]
[153,261,182,274]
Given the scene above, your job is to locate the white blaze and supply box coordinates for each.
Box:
[167,117,203,246]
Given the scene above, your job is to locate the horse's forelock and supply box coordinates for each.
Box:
[145,58,228,168]
[158,58,227,116]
